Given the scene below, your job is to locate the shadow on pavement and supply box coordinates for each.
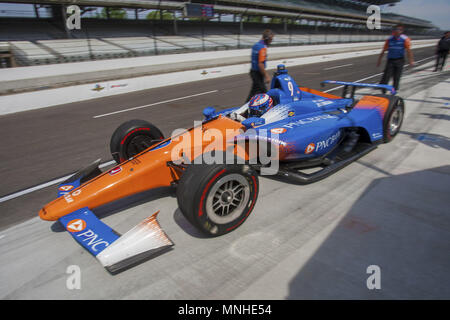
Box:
[419,113,450,121]
[404,98,446,105]
[399,131,450,150]
[431,96,450,102]
[173,208,210,239]
[287,165,450,299]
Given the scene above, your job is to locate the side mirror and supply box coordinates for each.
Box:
[242,117,265,129]
[202,106,216,120]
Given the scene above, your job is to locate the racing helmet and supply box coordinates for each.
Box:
[248,93,273,117]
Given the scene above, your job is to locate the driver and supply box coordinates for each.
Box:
[230,93,274,122]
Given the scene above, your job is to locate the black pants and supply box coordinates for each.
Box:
[380,58,404,93]
[435,50,448,71]
[246,70,267,102]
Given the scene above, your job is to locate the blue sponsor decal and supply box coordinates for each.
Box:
[372,132,383,140]
[59,207,120,256]
[57,180,81,198]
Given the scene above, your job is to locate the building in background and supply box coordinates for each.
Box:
[0,0,438,67]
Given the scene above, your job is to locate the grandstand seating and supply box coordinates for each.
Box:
[0,0,435,66]
[4,31,424,66]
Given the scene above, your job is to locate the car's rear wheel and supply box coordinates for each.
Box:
[110,119,164,163]
[176,160,259,237]
[382,96,405,143]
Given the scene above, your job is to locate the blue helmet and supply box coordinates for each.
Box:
[248,93,273,117]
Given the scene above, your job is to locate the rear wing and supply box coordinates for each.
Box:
[321,80,396,98]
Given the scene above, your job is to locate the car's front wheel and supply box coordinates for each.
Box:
[110,119,164,163]
[176,161,259,237]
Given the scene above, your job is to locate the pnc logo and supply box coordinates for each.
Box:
[66,219,87,233]
[305,143,315,154]
[271,128,287,134]
[59,185,74,192]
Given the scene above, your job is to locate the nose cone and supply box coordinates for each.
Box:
[39,207,51,221]
[39,205,60,221]
[38,195,78,221]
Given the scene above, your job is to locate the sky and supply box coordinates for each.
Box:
[386,0,450,30]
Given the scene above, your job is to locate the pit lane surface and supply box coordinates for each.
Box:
[0,46,436,229]
[0,47,449,299]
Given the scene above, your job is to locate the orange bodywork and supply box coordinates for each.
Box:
[39,116,246,221]
[354,95,390,119]
[299,87,342,99]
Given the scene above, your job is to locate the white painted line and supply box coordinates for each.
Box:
[411,55,436,64]
[0,235,5,240]
[0,175,72,203]
[323,55,435,93]
[323,85,344,93]
[323,63,353,71]
[0,160,116,204]
[99,160,116,168]
[93,90,219,119]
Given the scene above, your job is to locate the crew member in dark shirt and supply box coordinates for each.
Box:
[246,29,274,102]
[377,25,414,93]
[434,31,450,72]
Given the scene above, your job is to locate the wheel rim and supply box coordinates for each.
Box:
[125,135,155,158]
[205,174,250,225]
[389,104,403,136]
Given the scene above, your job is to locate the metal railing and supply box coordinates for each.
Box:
[7,31,434,67]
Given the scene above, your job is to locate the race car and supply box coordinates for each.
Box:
[38,64,404,273]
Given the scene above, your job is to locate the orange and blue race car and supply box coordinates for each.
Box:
[39,65,404,273]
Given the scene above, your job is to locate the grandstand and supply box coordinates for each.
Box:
[0,0,437,67]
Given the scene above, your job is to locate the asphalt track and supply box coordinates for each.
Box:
[0,46,437,230]
[0,46,449,299]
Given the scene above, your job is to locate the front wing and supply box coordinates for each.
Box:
[59,208,173,273]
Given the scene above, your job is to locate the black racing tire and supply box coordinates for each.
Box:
[381,95,405,143]
[110,119,164,164]
[176,160,259,237]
